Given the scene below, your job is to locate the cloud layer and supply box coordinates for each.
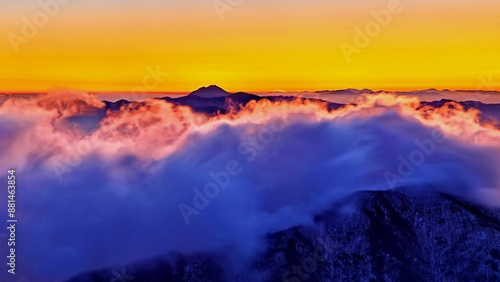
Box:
[0,92,499,281]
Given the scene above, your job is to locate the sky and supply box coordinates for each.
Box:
[0,0,499,93]
[2,91,500,280]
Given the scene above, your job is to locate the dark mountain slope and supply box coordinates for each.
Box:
[67,189,500,281]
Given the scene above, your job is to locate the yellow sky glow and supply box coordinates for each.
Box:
[0,0,499,93]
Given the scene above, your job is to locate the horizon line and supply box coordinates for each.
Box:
[1,87,500,95]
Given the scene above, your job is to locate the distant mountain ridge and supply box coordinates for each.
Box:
[315,88,500,95]
[188,85,230,98]
[101,88,500,127]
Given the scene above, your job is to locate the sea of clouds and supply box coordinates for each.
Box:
[0,92,499,281]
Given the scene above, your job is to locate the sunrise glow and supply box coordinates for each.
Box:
[1,0,499,93]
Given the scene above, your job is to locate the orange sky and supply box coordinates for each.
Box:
[0,0,499,93]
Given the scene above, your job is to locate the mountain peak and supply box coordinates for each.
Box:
[189,85,230,98]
